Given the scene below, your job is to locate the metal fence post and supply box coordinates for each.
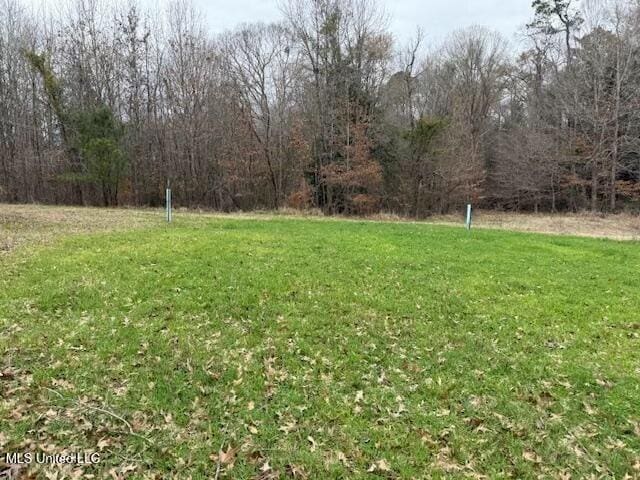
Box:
[166,187,172,223]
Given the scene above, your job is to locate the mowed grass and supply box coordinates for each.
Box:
[1,213,640,479]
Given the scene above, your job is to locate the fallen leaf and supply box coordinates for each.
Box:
[279,420,297,434]
[285,464,308,479]
[367,459,391,473]
[336,451,348,465]
[522,450,541,463]
[0,370,16,381]
[211,445,237,468]
[307,436,317,452]
[97,438,110,451]
[583,402,597,416]
[434,446,462,472]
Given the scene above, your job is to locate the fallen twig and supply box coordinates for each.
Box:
[214,443,224,480]
[44,387,152,444]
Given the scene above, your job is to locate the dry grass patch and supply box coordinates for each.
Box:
[430,210,640,240]
[1,204,639,259]
[0,204,160,255]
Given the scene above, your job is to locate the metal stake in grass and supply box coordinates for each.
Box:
[166,182,172,223]
[465,204,472,230]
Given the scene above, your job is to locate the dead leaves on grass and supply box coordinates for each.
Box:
[228,446,309,480]
[522,450,542,464]
[2,301,638,479]
[367,458,392,474]
[210,445,238,468]
[0,368,16,381]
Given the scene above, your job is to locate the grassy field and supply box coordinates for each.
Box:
[1,206,640,479]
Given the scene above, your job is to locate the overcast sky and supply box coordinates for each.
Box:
[194,0,534,45]
[26,0,535,47]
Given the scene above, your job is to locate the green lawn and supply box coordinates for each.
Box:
[1,214,639,479]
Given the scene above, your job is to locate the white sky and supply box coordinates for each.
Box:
[24,0,536,46]
[193,0,534,44]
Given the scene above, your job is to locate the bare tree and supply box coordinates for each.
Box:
[1,0,640,214]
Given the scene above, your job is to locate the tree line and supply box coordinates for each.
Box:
[1,0,639,216]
